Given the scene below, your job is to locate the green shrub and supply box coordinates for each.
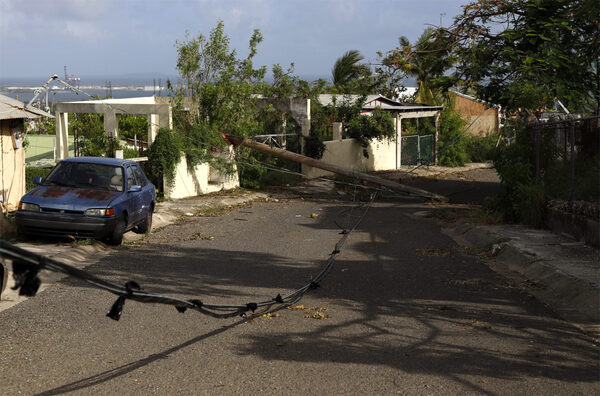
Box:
[438,105,468,166]
[512,182,546,227]
[122,147,141,159]
[346,107,395,157]
[303,134,326,159]
[238,158,267,190]
[489,126,550,226]
[146,128,182,192]
[464,134,498,163]
[261,170,303,186]
[25,167,52,191]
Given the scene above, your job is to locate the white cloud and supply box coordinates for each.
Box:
[0,0,114,40]
[63,20,108,42]
[193,0,271,28]
[330,0,357,21]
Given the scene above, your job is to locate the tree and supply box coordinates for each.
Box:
[168,22,267,171]
[379,28,456,104]
[332,50,364,87]
[445,0,599,113]
[71,113,107,157]
[331,50,380,94]
[118,114,148,141]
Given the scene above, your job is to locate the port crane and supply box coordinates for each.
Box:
[25,74,83,112]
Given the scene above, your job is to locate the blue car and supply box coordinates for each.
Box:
[16,157,156,245]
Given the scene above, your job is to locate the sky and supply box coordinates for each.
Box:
[0,0,470,83]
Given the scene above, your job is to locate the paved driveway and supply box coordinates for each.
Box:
[0,194,598,394]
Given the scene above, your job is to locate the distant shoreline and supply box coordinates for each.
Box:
[1,85,163,93]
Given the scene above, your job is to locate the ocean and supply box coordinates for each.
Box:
[0,75,174,106]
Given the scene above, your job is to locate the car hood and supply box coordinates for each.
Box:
[23,186,122,211]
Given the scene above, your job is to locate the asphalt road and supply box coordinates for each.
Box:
[1,189,598,394]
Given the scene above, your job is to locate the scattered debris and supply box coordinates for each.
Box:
[455,318,492,329]
[181,232,214,241]
[415,248,450,256]
[260,312,281,319]
[287,305,330,319]
[425,305,455,311]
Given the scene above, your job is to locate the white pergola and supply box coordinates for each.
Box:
[54,97,172,160]
[363,104,444,166]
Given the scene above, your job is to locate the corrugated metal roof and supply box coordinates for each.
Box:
[363,105,443,112]
[0,94,54,120]
[450,90,500,109]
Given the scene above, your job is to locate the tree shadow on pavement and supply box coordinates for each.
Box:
[36,318,249,396]
[34,195,599,394]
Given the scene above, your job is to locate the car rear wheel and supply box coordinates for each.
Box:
[108,216,126,245]
[136,209,153,234]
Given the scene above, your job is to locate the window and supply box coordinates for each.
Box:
[126,166,136,190]
[132,165,147,187]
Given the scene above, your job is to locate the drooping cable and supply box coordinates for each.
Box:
[0,190,377,320]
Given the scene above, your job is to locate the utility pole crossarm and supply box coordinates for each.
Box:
[223,134,447,202]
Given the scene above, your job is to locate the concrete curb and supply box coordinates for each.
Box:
[443,223,600,337]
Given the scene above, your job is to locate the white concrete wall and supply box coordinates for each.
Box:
[0,120,26,210]
[165,148,239,199]
[303,137,397,178]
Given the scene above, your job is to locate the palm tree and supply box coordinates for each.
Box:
[332,50,365,88]
[395,28,454,104]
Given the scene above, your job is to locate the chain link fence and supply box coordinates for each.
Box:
[528,116,599,203]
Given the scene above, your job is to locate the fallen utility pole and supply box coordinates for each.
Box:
[223,134,447,201]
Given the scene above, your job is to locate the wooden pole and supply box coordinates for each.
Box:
[224,134,447,201]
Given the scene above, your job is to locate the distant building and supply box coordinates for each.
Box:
[450,91,501,136]
[0,94,51,210]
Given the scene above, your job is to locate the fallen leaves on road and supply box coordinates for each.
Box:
[287,305,309,310]
[455,318,492,329]
[181,232,214,241]
[308,311,329,320]
[286,305,330,319]
[425,305,455,311]
[260,312,280,319]
[416,248,450,256]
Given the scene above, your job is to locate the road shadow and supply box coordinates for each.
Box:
[36,318,249,396]
[36,193,599,394]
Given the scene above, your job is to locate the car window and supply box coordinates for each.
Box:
[109,167,124,192]
[132,165,147,187]
[126,166,136,190]
[45,162,122,191]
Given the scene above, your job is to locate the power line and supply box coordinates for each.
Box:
[0,190,377,321]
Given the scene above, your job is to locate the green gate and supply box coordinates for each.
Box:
[401,134,434,166]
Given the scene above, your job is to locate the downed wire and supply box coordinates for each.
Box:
[0,192,377,320]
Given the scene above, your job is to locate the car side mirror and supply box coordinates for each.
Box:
[33,176,42,185]
[129,185,142,193]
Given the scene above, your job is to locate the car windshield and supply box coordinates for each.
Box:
[44,162,124,192]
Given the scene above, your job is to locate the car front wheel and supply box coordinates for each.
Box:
[108,216,126,245]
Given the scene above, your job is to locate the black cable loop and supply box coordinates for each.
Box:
[0,182,378,320]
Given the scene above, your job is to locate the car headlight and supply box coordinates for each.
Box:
[19,202,40,212]
[85,208,115,216]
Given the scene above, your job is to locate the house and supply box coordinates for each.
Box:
[304,94,443,177]
[53,96,239,199]
[450,91,501,136]
[0,94,51,211]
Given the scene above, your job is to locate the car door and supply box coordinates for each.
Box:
[125,165,143,226]
[132,164,153,216]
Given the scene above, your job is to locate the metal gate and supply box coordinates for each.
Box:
[401,134,434,166]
